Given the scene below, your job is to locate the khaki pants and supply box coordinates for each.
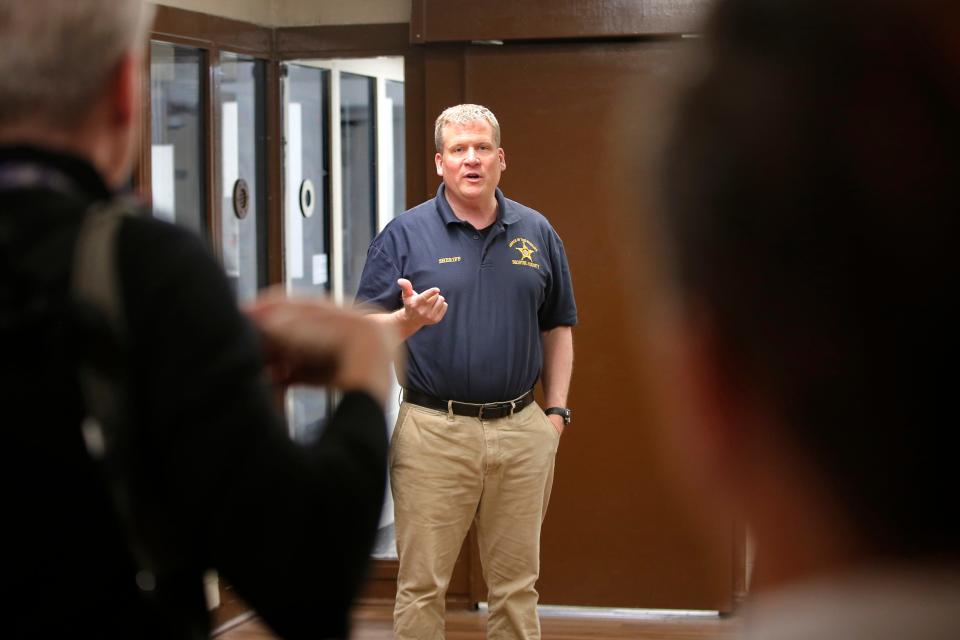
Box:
[391,400,560,640]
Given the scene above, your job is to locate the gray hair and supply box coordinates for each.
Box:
[0,0,155,127]
[434,104,501,152]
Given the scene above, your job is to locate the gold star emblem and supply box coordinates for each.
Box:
[514,239,537,262]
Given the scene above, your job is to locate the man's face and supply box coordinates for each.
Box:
[434,119,505,206]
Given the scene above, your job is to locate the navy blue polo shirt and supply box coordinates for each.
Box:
[355,184,577,403]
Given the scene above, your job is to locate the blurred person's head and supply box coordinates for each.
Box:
[0,0,154,186]
[659,0,960,588]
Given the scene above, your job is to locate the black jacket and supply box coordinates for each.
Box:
[0,145,387,639]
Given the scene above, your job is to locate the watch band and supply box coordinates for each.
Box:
[544,406,571,425]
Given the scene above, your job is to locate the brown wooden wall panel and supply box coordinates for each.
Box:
[404,47,428,210]
[152,5,272,55]
[412,39,735,611]
[419,47,466,199]
[264,60,284,287]
[412,0,706,42]
[275,23,409,59]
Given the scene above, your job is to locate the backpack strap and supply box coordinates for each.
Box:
[72,198,210,636]
[73,199,128,445]
[71,198,161,591]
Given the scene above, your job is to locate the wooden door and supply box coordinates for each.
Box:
[412,39,738,612]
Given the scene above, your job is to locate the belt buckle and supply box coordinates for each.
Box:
[478,400,517,420]
[479,402,503,420]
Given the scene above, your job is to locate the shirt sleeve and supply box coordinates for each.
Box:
[354,239,403,312]
[538,226,578,330]
[119,217,387,639]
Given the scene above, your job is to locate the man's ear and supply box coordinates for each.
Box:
[98,49,143,188]
[435,152,443,177]
[107,51,138,128]
[498,148,506,171]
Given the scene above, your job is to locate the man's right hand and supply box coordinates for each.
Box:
[396,278,448,335]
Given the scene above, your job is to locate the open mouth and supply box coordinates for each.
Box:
[464,172,481,181]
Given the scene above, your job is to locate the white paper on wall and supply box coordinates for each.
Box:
[150,144,175,223]
[221,101,240,277]
[312,253,328,286]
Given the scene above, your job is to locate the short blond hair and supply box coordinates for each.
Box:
[434,104,501,152]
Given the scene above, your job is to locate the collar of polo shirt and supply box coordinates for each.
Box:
[435,184,521,228]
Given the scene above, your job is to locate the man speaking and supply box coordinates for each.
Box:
[357,104,577,640]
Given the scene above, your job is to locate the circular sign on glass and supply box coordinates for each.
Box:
[232,178,250,219]
[300,179,316,218]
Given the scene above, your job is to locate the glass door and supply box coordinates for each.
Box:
[282,57,404,558]
[218,52,268,302]
[339,72,377,299]
[149,42,205,236]
[283,63,332,444]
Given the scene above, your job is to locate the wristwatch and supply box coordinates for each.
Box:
[544,407,572,426]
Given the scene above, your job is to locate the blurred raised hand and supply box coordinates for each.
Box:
[245,289,396,405]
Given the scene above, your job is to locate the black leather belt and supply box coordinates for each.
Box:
[403,388,535,420]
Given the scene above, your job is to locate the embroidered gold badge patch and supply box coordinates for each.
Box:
[509,237,540,269]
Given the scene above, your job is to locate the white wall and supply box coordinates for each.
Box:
[152,0,411,26]
[272,0,410,26]
[152,0,274,24]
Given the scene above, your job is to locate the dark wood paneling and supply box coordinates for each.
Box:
[412,0,706,42]
[420,46,465,200]
[275,23,409,59]
[134,41,153,200]
[410,0,426,43]
[404,46,427,209]
[151,5,272,55]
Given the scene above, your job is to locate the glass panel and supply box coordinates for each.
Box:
[284,64,331,444]
[340,73,377,300]
[219,53,268,302]
[385,79,406,216]
[150,42,205,236]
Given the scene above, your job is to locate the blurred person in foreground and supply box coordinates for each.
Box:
[1,1,391,638]
[658,0,960,637]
